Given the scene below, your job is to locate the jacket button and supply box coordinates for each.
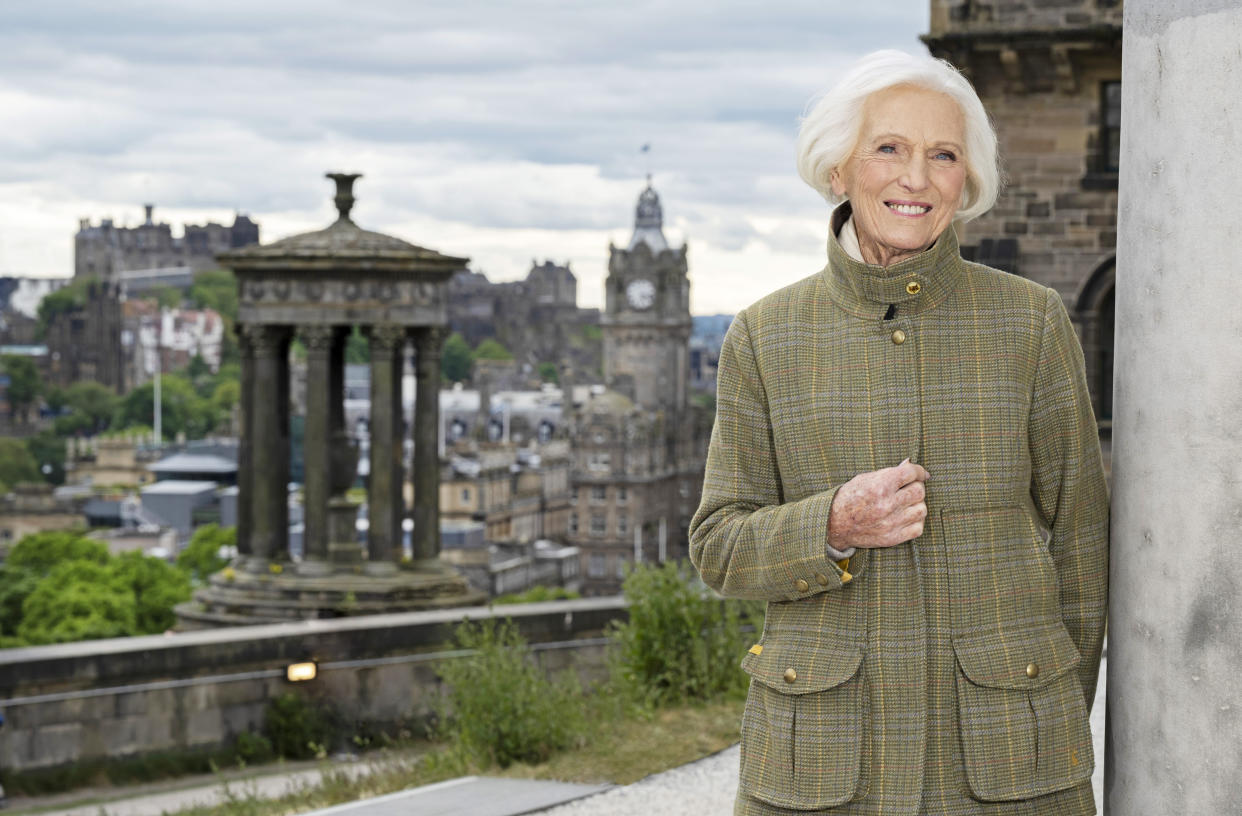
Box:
[783,667,797,684]
[815,573,829,586]
[1026,662,1039,679]
[906,281,921,295]
[891,329,907,345]
[794,578,810,592]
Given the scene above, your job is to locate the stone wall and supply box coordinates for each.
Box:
[0,598,626,773]
[929,0,1123,36]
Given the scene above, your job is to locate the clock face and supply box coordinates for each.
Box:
[626,278,656,310]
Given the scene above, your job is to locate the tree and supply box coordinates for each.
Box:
[7,530,108,573]
[178,523,234,583]
[109,551,191,633]
[441,332,473,383]
[211,379,240,417]
[17,560,136,645]
[25,431,66,485]
[0,564,39,639]
[1,354,41,419]
[188,268,238,324]
[54,381,118,436]
[114,372,219,440]
[36,276,94,339]
[344,326,369,364]
[0,438,42,492]
[474,338,513,361]
[537,362,559,384]
[145,285,183,311]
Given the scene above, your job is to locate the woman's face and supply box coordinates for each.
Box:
[831,84,967,267]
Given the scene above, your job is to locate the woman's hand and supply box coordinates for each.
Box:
[827,458,930,550]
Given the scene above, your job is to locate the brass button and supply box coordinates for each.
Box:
[815,573,829,586]
[794,578,810,593]
[891,329,907,345]
[1026,662,1039,679]
[905,281,922,295]
[783,667,798,684]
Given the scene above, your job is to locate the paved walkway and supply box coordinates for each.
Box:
[13,659,1107,816]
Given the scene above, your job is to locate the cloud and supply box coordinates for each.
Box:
[0,0,931,312]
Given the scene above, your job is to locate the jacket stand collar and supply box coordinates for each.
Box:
[821,202,966,320]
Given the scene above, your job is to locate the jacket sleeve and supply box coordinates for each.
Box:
[689,308,854,601]
[1029,288,1110,710]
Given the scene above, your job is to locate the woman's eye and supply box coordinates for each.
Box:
[877,144,897,154]
[935,150,957,161]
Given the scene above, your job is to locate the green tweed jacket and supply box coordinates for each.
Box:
[689,207,1108,816]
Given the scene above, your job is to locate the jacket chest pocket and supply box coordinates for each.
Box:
[954,627,1094,801]
[739,643,869,810]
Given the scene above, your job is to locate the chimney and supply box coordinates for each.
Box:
[144,204,154,226]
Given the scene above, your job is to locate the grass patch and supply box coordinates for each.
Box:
[157,697,742,816]
[495,697,743,785]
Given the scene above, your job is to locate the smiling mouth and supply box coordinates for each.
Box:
[886,202,932,215]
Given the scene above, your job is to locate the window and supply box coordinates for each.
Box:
[461,488,471,502]
[616,555,628,579]
[617,486,628,504]
[1085,80,1122,190]
[589,553,606,577]
[590,485,607,503]
[588,452,611,472]
[570,486,579,505]
[590,515,607,536]
[1100,81,1121,173]
[569,513,578,535]
[617,514,628,535]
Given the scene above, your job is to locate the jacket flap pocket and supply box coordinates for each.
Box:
[742,640,863,694]
[954,624,1081,690]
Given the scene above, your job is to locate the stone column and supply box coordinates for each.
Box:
[242,324,290,572]
[366,324,404,573]
[1109,4,1242,813]
[298,324,335,575]
[412,327,444,562]
[236,323,254,558]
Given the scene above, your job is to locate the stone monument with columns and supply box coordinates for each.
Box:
[176,173,484,628]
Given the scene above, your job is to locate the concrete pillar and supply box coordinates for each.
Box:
[1109,3,1242,813]
[236,324,254,558]
[412,326,443,562]
[366,324,404,573]
[242,324,290,572]
[299,324,334,574]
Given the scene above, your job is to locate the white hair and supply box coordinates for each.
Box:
[795,49,1001,223]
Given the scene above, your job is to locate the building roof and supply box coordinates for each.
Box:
[628,178,669,252]
[149,453,237,474]
[140,480,219,496]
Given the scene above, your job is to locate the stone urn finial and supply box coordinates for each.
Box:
[326,172,363,222]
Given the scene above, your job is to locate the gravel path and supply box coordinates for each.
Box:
[534,745,741,816]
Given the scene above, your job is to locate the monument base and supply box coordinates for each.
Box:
[174,559,486,630]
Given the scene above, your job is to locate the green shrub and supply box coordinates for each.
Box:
[178,523,234,583]
[234,730,275,764]
[434,618,585,767]
[17,560,137,645]
[492,585,581,605]
[607,560,763,705]
[263,693,336,760]
[109,550,192,633]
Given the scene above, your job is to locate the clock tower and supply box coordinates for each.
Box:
[601,178,691,413]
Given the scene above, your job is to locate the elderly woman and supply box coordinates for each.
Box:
[689,50,1107,816]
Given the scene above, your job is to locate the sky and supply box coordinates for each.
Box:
[0,0,931,315]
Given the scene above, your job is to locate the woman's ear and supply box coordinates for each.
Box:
[829,166,847,198]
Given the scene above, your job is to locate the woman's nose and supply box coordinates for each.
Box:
[900,157,930,191]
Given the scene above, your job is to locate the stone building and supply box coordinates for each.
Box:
[923,0,1122,420]
[566,181,708,595]
[0,484,83,557]
[43,279,127,391]
[446,260,602,382]
[75,204,259,282]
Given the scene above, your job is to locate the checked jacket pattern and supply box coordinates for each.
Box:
[689,207,1108,816]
